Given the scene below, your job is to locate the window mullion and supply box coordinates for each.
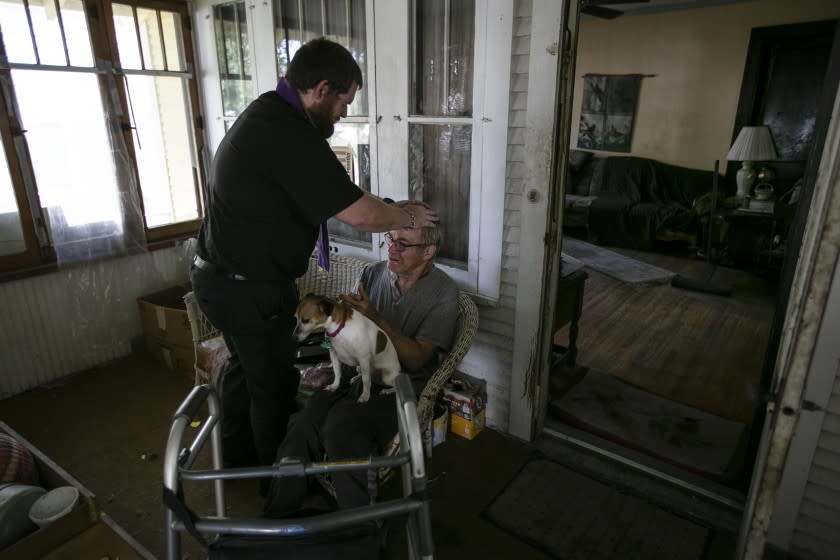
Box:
[51,0,72,66]
[0,69,51,260]
[131,5,146,69]
[155,9,167,72]
[85,0,147,242]
[21,0,41,64]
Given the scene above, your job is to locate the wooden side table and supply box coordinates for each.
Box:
[711,205,778,266]
[552,268,588,368]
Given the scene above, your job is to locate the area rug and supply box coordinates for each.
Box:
[484,457,709,560]
[562,237,675,285]
[551,369,746,477]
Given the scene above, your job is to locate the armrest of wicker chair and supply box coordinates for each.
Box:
[417,292,479,456]
[381,291,479,463]
[183,290,222,388]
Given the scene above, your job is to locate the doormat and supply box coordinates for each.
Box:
[483,457,709,559]
[551,369,746,478]
[562,238,675,285]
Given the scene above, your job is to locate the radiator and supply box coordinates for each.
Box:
[0,241,194,399]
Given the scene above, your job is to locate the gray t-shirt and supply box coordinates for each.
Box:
[356,261,460,391]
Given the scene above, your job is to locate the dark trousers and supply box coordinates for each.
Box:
[263,380,398,518]
[190,265,300,468]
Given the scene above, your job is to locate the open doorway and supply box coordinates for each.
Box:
[544,0,840,495]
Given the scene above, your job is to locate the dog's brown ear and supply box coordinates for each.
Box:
[304,292,316,299]
[320,300,334,317]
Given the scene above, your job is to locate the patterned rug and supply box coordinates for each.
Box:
[551,369,746,478]
[484,457,710,560]
[562,238,675,285]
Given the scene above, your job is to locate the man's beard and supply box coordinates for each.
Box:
[307,104,335,138]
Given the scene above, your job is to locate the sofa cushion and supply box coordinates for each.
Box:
[568,150,592,173]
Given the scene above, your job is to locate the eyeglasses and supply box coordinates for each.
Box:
[383,232,428,251]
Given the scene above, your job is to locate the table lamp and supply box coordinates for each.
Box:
[727,125,778,199]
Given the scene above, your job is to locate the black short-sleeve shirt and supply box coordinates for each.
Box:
[197,91,363,280]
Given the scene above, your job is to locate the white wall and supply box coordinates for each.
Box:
[572,0,840,170]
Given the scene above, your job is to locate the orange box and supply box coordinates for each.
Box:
[449,409,485,440]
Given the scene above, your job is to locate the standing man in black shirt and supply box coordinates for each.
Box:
[191,37,437,475]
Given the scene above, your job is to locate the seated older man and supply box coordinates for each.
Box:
[264,225,459,517]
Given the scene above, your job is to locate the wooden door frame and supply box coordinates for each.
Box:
[736,18,840,489]
[738,19,840,560]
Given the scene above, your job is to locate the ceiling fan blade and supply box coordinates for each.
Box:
[582,5,624,19]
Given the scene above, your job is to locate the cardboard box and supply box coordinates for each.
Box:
[0,423,151,560]
[441,372,487,440]
[431,405,448,447]
[136,284,193,347]
[137,284,195,375]
[450,409,485,440]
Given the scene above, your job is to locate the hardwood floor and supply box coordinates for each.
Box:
[553,245,778,424]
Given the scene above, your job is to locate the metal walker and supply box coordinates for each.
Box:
[162,374,434,559]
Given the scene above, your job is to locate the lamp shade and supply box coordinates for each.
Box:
[727,126,778,161]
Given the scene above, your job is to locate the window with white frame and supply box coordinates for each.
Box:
[273,0,371,247]
[213,0,252,130]
[374,0,510,298]
[194,0,510,298]
[0,0,204,272]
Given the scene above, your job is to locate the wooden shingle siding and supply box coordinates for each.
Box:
[791,370,840,558]
[456,0,530,432]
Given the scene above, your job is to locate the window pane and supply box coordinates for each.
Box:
[214,1,252,118]
[113,3,143,69]
[137,7,164,70]
[273,0,367,116]
[408,123,470,264]
[346,0,367,116]
[325,0,345,38]
[13,69,122,237]
[327,123,371,245]
[410,0,474,117]
[126,75,197,227]
[3,0,93,66]
[0,135,25,256]
[0,1,37,63]
[59,0,92,66]
[160,11,184,72]
[273,0,300,76]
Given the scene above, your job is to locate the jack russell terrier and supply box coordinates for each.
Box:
[294,293,400,402]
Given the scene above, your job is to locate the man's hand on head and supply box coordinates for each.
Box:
[400,202,439,229]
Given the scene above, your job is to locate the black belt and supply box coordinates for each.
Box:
[192,255,247,281]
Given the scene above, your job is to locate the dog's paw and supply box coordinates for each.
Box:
[324,382,340,392]
[357,392,371,403]
[380,388,396,395]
